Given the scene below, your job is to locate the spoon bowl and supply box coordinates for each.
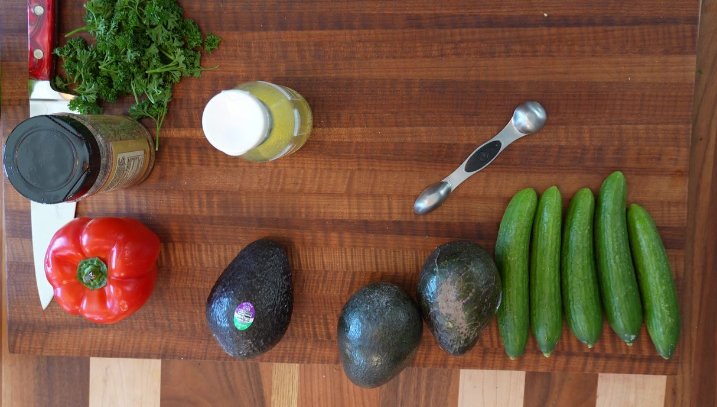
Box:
[512,101,547,134]
[413,181,452,215]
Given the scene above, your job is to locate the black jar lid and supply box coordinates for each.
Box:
[3,115,100,204]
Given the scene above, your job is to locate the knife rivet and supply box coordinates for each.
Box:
[33,49,44,60]
[33,5,44,15]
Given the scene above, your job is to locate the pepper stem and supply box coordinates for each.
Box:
[77,257,108,290]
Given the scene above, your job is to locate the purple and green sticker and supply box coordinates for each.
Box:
[233,302,255,331]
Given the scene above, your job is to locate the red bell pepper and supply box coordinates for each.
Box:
[45,217,160,324]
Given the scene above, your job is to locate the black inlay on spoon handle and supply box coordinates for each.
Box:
[464,140,502,172]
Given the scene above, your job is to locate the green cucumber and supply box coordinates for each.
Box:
[595,171,642,344]
[627,204,680,359]
[562,188,602,348]
[530,186,563,357]
[496,188,538,359]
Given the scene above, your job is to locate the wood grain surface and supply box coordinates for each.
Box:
[89,358,161,407]
[0,0,703,379]
[160,360,273,406]
[595,373,667,407]
[523,372,597,407]
[380,367,460,407]
[0,356,673,407]
[272,363,299,407]
[459,370,525,407]
[298,364,379,406]
[674,0,717,405]
[0,354,90,407]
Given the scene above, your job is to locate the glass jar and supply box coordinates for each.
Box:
[202,81,313,162]
[3,114,155,204]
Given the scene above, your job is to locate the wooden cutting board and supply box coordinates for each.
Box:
[2,0,699,374]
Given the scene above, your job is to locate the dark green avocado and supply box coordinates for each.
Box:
[206,239,292,358]
[417,240,502,355]
[337,282,422,388]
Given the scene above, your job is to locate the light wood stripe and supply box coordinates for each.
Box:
[458,370,525,407]
[89,358,161,407]
[272,363,299,407]
[596,373,666,407]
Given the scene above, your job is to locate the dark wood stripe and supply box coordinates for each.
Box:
[664,375,677,407]
[90,124,695,146]
[176,1,700,32]
[2,207,687,252]
[188,56,696,83]
[168,79,695,129]
[0,0,23,35]
[188,13,697,32]
[379,367,459,407]
[180,0,698,19]
[674,0,717,404]
[2,355,90,407]
[137,136,693,173]
[298,364,380,407]
[523,372,598,407]
[193,28,697,60]
[39,357,89,406]
[160,360,272,406]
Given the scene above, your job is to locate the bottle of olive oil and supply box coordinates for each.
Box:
[202,81,312,162]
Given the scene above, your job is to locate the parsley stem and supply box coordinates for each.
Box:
[145,64,179,74]
[65,25,90,37]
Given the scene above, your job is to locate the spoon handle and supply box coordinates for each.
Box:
[443,121,528,189]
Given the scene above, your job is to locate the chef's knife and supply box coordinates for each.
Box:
[28,0,76,309]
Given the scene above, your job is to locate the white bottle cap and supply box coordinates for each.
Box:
[202,90,270,156]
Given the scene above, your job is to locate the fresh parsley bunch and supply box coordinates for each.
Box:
[54,0,221,149]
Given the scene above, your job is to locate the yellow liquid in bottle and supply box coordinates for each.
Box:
[237,81,312,162]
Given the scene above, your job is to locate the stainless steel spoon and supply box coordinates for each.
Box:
[413,101,547,215]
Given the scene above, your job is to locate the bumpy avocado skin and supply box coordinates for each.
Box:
[338,282,422,388]
[206,239,292,358]
[417,240,502,355]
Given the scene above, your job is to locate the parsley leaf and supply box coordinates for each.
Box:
[204,34,221,53]
[55,0,221,150]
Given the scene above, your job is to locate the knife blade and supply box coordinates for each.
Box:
[31,202,75,309]
[28,0,77,309]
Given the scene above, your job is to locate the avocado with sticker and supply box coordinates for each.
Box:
[206,239,293,358]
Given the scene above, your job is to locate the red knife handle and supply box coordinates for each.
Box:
[28,0,55,80]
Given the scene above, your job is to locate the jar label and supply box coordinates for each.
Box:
[103,150,146,192]
[61,114,154,197]
[233,302,255,331]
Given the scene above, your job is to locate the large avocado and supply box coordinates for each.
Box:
[206,239,292,358]
[417,240,502,355]
[337,282,422,388]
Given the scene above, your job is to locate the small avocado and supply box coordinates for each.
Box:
[337,282,422,388]
[417,240,502,355]
[206,239,292,358]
